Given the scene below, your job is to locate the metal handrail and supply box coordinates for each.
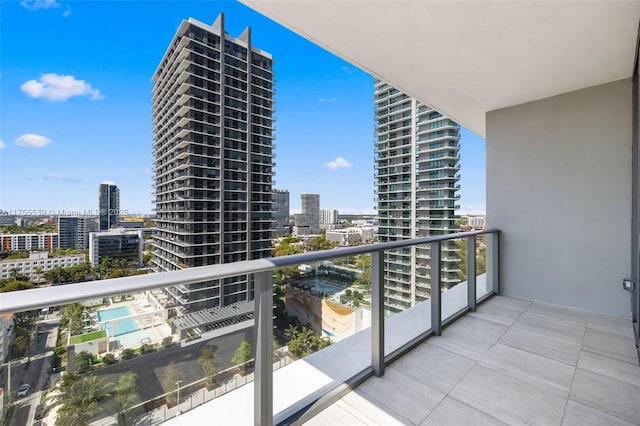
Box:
[0,229,497,315]
[0,228,500,426]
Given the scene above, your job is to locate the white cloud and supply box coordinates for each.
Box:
[15,133,52,148]
[20,0,60,10]
[341,66,356,75]
[62,5,71,17]
[21,73,103,101]
[323,156,352,170]
[43,173,79,183]
[317,97,338,103]
[0,140,6,150]
[142,169,152,175]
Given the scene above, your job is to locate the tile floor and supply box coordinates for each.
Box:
[303,296,640,426]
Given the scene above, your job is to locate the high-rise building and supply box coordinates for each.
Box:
[58,216,98,250]
[293,193,320,235]
[320,209,339,225]
[374,80,461,314]
[151,14,275,313]
[272,189,290,235]
[99,182,120,230]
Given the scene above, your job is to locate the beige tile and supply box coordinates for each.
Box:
[340,392,408,425]
[426,316,508,361]
[303,400,370,426]
[468,303,523,326]
[511,312,585,345]
[577,350,640,387]
[570,368,640,424]
[587,313,635,338]
[393,345,475,394]
[582,328,638,365]
[525,302,590,327]
[450,366,567,426]
[499,327,582,365]
[481,295,532,313]
[479,343,575,393]
[561,399,637,426]
[357,368,445,425]
[421,396,508,426]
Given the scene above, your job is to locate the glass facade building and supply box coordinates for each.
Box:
[89,229,143,269]
[98,182,120,230]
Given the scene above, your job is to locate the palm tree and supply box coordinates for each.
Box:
[56,374,112,426]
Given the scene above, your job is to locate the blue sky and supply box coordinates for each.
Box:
[0,0,486,216]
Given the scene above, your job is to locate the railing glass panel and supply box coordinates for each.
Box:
[0,229,498,426]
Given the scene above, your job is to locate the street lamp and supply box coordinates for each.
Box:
[175,380,183,417]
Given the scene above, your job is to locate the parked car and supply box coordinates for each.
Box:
[34,403,46,420]
[17,383,30,397]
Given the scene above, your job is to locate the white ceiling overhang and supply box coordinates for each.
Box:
[241,1,640,137]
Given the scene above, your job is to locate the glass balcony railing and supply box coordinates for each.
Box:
[0,229,499,426]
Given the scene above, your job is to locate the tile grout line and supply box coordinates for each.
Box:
[558,310,589,426]
[421,298,532,425]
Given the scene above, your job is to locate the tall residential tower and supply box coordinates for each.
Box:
[374,81,461,314]
[98,182,119,230]
[151,14,275,313]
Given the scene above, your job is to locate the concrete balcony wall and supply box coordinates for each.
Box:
[487,79,632,317]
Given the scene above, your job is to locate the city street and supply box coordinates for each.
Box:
[94,327,253,402]
[1,317,59,426]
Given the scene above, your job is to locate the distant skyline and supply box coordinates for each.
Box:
[0,1,486,216]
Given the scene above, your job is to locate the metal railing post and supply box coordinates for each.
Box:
[371,250,385,376]
[254,271,273,426]
[467,235,477,311]
[430,241,442,336]
[487,232,500,294]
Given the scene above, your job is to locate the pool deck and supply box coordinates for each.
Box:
[92,296,171,350]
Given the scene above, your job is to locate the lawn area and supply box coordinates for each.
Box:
[69,330,107,345]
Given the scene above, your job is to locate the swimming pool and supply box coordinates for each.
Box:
[299,278,344,295]
[97,306,139,336]
[97,306,131,322]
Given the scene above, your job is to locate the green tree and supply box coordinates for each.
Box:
[0,280,34,293]
[305,236,334,252]
[61,304,85,336]
[34,266,44,284]
[456,239,468,282]
[285,325,332,359]
[114,372,138,425]
[102,353,116,365]
[198,346,221,385]
[162,362,180,404]
[273,237,303,257]
[231,341,253,373]
[10,310,37,358]
[121,348,136,360]
[73,351,93,374]
[56,374,111,426]
[4,250,30,260]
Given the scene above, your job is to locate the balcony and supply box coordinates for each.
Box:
[2,229,637,426]
[302,297,639,425]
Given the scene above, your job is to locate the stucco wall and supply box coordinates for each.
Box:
[487,79,632,317]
